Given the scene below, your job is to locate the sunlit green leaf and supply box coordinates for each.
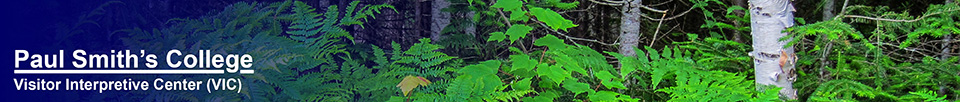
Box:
[506,25,534,43]
[488,32,506,42]
[562,78,593,96]
[529,7,577,31]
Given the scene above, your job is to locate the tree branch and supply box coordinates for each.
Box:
[587,0,623,6]
[535,20,618,46]
[647,0,674,6]
[640,5,695,21]
[558,4,596,14]
[649,13,667,46]
[589,0,669,14]
[840,2,959,22]
[494,1,513,27]
[639,3,668,13]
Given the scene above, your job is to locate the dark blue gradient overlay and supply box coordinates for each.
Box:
[1,0,260,101]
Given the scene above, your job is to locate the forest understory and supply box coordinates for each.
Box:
[46,0,960,101]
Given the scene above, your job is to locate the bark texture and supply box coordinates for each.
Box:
[465,11,476,36]
[822,0,835,21]
[748,0,798,99]
[619,0,642,57]
[431,0,451,41]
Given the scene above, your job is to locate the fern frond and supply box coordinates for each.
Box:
[489,90,535,102]
[397,38,457,69]
[811,79,897,101]
[903,90,948,102]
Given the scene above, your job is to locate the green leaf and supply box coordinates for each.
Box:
[595,71,626,89]
[491,0,522,11]
[651,66,668,89]
[562,78,593,96]
[553,1,579,10]
[795,17,806,25]
[523,91,559,102]
[462,60,501,76]
[529,7,577,31]
[589,91,619,102]
[397,75,432,96]
[513,78,533,90]
[509,10,530,22]
[595,71,616,82]
[686,33,699,41]
[506,25,534,43]
[554,54,587,74]
[522,96,554,102]
[606,52,638,79]
[534,34,566,50]
[645,46,661,61]
[635,47,649,63]
[509,47,523,54]
[488,32,506,42]
[864,42,877,49]
[458,60,504,94]
[673,47,682,58]
[510,54,536,72]
[662,46,673,59]
[716,23,734,29]
[480,74,503,92]
[537,63,568,85]
[725,6,745,15]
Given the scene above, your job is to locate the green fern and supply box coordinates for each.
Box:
[118,1,313,101]
[398,60,532,102]
[809,79,898,101]
[675,34,753,72]
[286,1,352,72]
[606,45,780,101]
[903,90,949,102]
[397,38,457,69]
[339,1,396,28]
[376,38,459,81]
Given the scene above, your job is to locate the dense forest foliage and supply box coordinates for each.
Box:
[47,0,960,101]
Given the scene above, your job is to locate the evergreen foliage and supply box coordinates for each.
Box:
[788,2,960,101]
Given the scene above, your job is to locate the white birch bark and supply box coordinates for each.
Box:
[748,0,798,99]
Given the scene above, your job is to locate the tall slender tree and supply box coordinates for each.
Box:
[431,0,451,42]
[620,0,642,57]
[748,0,798,99]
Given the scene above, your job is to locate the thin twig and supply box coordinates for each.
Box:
[647,0,673,6]
[535,20,618,46]
[639,3,668,13]
[532,49,547,72]
[640,5,695,21]
[873,42,935,58]
[649,13,667,46]
[836,0,850,19]
[839,0,959,22]
[602,0,625,3]
[587,0,622,6]
[818,39,833,82]
[558,4,596,14]
[496,9,513,27]
[587,0,667,13]
[844,12,952,22]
